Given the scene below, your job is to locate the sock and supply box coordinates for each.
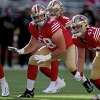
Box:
[40,67,51,78]
[27,79,35,91]
[90,79,100,90]
[0,77,7,85]
[27,64,38,80]
[27,64,38,91]
[80,72,83,77]
[0,64,4,79]
[40,60,59,81]
[56,77,62,82]
[51,60,59,81]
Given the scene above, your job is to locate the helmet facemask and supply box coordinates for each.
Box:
[31,4,47,27]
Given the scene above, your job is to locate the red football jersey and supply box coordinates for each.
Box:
[55,15,73,47]
[56,16,70,27]
[28,18,73,51]
[73,27,100,49]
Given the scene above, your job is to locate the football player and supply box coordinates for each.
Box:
[47,0,93,93]
[71,14,100,92]
[41,0,68,93]
[8,4,81,98]
[0,64,9,96]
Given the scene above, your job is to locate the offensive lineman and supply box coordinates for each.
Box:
[46,0,93,93]
[8,4,82,98]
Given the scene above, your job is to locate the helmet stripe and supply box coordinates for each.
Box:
[37,4,40,14]
[34,5,37,14]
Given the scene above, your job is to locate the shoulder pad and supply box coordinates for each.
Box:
[48,17,57,24]
[63,16,70,20]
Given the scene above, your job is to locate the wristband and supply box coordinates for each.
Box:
[19,48,25,54]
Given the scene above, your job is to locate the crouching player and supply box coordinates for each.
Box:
[46,0,93,93]
[8,4,82,98]
[70,14,100,99]
[0,64,9,96]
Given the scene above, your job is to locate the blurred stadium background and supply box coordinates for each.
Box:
[0,0,100,100]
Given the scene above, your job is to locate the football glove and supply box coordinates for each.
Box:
[8,46,24,54]
[33,53,51,64]
[74,71,82,81]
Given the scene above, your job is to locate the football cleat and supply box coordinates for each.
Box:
[1,82,10,96]
[43,81,57,93]
[18,88,34,98]
[83,79,94,93]
[55,79,66,90]
[43,79,66,93]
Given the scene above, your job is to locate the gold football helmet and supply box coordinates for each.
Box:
[47,0,64,16]
[71,15,89,37]
[31,4,47,26]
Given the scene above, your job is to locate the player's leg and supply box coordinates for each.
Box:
[0,64,9,96]
[64,44,93,93]
[64,44,80,78]
[50,60,65,91]
[76,47,94,93]
[18,55,39,98]
[18,47,52,98]
[85,49,96,70]
[40,60,65,93]
[90,52,100,90]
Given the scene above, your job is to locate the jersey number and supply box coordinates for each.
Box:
[38,37,56,49]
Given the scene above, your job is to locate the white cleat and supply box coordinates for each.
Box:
[43,81,57,93]
[1,82,10,96]
[43,79,66,93]
[55,79,66,90]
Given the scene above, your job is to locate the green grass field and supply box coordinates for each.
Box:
[1,67,99,100]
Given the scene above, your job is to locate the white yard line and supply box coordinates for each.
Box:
[0,94,94,100]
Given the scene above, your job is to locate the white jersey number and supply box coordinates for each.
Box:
[38,37,56,49]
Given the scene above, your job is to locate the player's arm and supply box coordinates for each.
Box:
[51,28,66,59]
[8,36,40,54]
[21,36,40,54]
[77,47,85,76]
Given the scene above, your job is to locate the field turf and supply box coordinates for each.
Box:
[1,67,99,100]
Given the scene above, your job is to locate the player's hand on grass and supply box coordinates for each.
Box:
[74,71,82,81]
